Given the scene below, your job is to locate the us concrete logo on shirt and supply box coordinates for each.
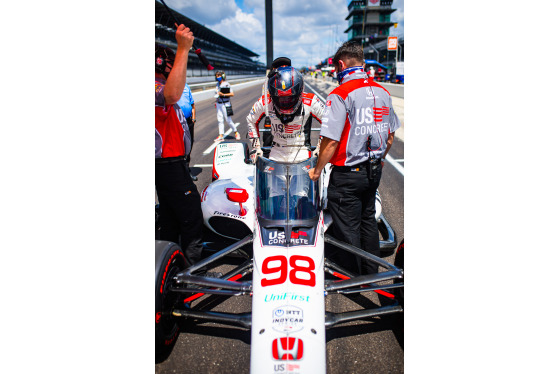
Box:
[272,306,304,332]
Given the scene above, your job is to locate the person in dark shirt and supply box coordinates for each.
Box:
[155,24,203,266]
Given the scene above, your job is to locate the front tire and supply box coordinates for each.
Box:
[155,241,187,363]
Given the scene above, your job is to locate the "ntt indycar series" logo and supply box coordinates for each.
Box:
[272,306,304,332]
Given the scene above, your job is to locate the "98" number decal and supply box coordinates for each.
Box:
[261,255,315,287]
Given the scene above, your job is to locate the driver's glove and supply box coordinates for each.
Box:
[250,137,263,163]
[311,137,321,158]
[250,148,263,163]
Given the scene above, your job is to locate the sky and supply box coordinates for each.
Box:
[165,0,404,68]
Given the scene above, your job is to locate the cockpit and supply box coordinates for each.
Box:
[255,157,320,224]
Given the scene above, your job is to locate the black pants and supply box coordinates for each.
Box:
[186,117,195,164]
[155,159,203,266]
[327,166,382,275]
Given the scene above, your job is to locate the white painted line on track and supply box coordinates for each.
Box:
[385,154,404,176]
[202,130,231,155]
[193,164,213,168]
[202,124,239,155]
[307,80,404,177]
[305,83,328,103]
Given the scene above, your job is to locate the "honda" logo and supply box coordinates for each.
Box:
[272,337,304,360]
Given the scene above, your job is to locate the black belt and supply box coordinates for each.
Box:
[332,159,380,172]
[155,156,187,164]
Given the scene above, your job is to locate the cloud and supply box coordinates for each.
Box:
[274,0,348,26]
[211,9,265,54]
[242,0,264,11]
[165,0,239,25]
[163,0,404,67]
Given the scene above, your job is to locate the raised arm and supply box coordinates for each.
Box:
[164,25,194,105]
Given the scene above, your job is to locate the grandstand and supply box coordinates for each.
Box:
[155,1,266,77]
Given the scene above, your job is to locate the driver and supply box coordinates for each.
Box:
[247,65,325,163]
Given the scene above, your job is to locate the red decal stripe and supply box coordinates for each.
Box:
[184,292,204,303]
[333,272,350,280]
[374,289,395,299]
[333,272,395,298]
[183,274,243,303]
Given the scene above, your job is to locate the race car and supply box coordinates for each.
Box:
[155,142,404,372]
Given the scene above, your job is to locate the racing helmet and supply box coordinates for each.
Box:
[155,43,175,78]
[268,66,304,115]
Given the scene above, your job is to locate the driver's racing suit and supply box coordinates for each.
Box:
[247,92,325,163]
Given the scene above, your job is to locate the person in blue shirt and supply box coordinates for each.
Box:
[177,83,198,181]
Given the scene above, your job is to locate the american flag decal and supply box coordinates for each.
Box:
[284,124,301,134]
[373,106,390,122]
[291,231,308,239]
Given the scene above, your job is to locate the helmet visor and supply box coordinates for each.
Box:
[277,96,299,110]
[274,96,301,114]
